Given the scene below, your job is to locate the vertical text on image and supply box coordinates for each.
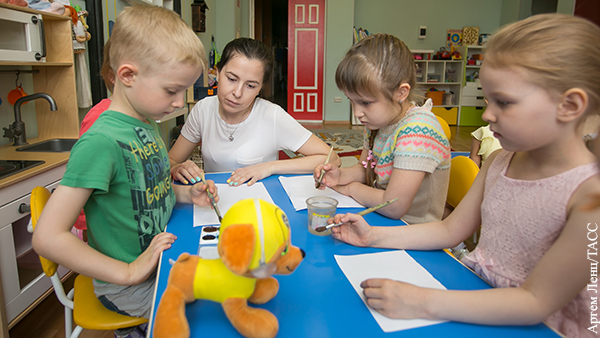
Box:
[588,222,598,333]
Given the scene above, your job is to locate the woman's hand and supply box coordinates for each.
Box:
[227,162,274,186]
[171,160,204,185]
[127,231,177,285]
[189,180,218,206]
[361,279,430,319]
[314,163,341,189]
[330,212,372,246]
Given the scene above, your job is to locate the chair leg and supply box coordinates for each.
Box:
[65,306,73,338]
[70,325,84,338]
[65,288,75,338]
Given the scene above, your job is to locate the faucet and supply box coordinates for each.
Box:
[3,93,57,146]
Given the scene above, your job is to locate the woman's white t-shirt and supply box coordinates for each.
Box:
[180,96,312,172]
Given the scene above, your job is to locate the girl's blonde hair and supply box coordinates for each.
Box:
[109,5,206,74]
[335,33,416,186]
[484,13,600,117]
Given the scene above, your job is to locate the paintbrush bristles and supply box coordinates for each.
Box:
[199,173,223,222]
[315,146,334,189]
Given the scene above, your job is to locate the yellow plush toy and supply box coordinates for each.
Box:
[153,199,304,338]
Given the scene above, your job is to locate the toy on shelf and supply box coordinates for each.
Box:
[433,47,451,60]
[153,199,305,338]
[462,26,480,46]
[426,88,445,106]
[0,0,28,7]
[450,46,461,60]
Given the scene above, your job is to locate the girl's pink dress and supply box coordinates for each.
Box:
[463,151,599,338]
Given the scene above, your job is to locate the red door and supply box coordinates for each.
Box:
[287,0,325,121]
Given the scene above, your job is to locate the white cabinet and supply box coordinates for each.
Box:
[0,164,68,326]
[412,52,463,125]
[458,45,487,126]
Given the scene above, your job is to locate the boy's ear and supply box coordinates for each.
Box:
[116,63,138,88]
[394,83,411,103]
[557,88,588,122]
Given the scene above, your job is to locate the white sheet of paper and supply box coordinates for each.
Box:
[278,175,364,210]
[193,182,273,226]
[335,251,448,332]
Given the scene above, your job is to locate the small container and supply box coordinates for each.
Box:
[306,196,338,236]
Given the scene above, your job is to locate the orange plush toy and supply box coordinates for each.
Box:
[153,199,304,338]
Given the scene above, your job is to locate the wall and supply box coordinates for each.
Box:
[323,0,504,122]
[353,0,502,53]
[323,0,355,123]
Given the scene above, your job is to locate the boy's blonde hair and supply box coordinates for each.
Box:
[109,5,206,74]
[484,13,600,117]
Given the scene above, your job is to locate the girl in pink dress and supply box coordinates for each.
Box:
[328,14,600,338]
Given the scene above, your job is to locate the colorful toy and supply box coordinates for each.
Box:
[153,199,305,338]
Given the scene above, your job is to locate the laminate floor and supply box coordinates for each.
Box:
[8,122,477,338]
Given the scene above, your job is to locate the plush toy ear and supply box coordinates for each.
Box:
[219,223,256,275]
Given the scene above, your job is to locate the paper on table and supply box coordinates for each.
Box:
[334,251,448,332]
[193,182,273,226]
[279,175,364,210]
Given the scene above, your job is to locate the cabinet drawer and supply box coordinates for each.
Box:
[461,96,487,106]
[462,85,484,97]
[459,106,487,126]
[431,107,457,125]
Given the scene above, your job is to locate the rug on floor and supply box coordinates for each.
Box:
[281,129,364,167]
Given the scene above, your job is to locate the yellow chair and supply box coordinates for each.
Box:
[447,156,479,209]
[447,156,480,248]
[435,115,452,140]
[30,186,148,338]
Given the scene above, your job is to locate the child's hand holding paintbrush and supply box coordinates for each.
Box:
[314,146,337,189]
[319,199,399,245]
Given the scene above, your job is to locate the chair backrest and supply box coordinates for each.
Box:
[435,115,452,140]
[30,186,59,277]
[447,156,479,208]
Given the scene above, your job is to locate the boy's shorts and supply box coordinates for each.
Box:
[93,271,157,318]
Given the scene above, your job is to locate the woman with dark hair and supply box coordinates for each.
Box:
[169,38,338,186]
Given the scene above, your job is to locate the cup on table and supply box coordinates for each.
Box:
[306,196,338,236]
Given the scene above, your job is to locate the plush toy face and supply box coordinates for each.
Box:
[219,199,298,278]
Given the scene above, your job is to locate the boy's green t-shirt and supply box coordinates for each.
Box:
[61,110,175,264]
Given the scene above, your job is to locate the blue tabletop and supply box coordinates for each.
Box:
[148,173,559,338]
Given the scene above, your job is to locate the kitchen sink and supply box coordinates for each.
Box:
[16,138,78,153]
[0,160,45,180]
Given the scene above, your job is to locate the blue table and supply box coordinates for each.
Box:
[148,173,559,337]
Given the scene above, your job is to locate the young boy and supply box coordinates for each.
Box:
[32,4,214,336]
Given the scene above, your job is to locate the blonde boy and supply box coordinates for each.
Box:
[32,4,214,335]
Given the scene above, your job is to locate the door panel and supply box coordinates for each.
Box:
[288,0,325,121]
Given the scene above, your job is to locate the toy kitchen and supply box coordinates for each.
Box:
[0,3,80,335]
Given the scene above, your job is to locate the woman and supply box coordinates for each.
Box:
[169,38,339,186]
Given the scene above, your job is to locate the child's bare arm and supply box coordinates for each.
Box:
[32,185,174,285]
[332,150,496,250]
[316,148,369,189]
[173,179,217,206]
[361,165,599,326]
[470,138,482,167]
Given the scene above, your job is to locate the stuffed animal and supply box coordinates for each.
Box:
[153,198,305,338]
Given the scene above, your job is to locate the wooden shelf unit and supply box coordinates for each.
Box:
[0,2,79,140]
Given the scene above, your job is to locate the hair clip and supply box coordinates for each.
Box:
[362,150,377,169]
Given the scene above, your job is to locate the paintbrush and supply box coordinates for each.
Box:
[315,146,334,189]
[199,173,223,222]
[314,198,399,233]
